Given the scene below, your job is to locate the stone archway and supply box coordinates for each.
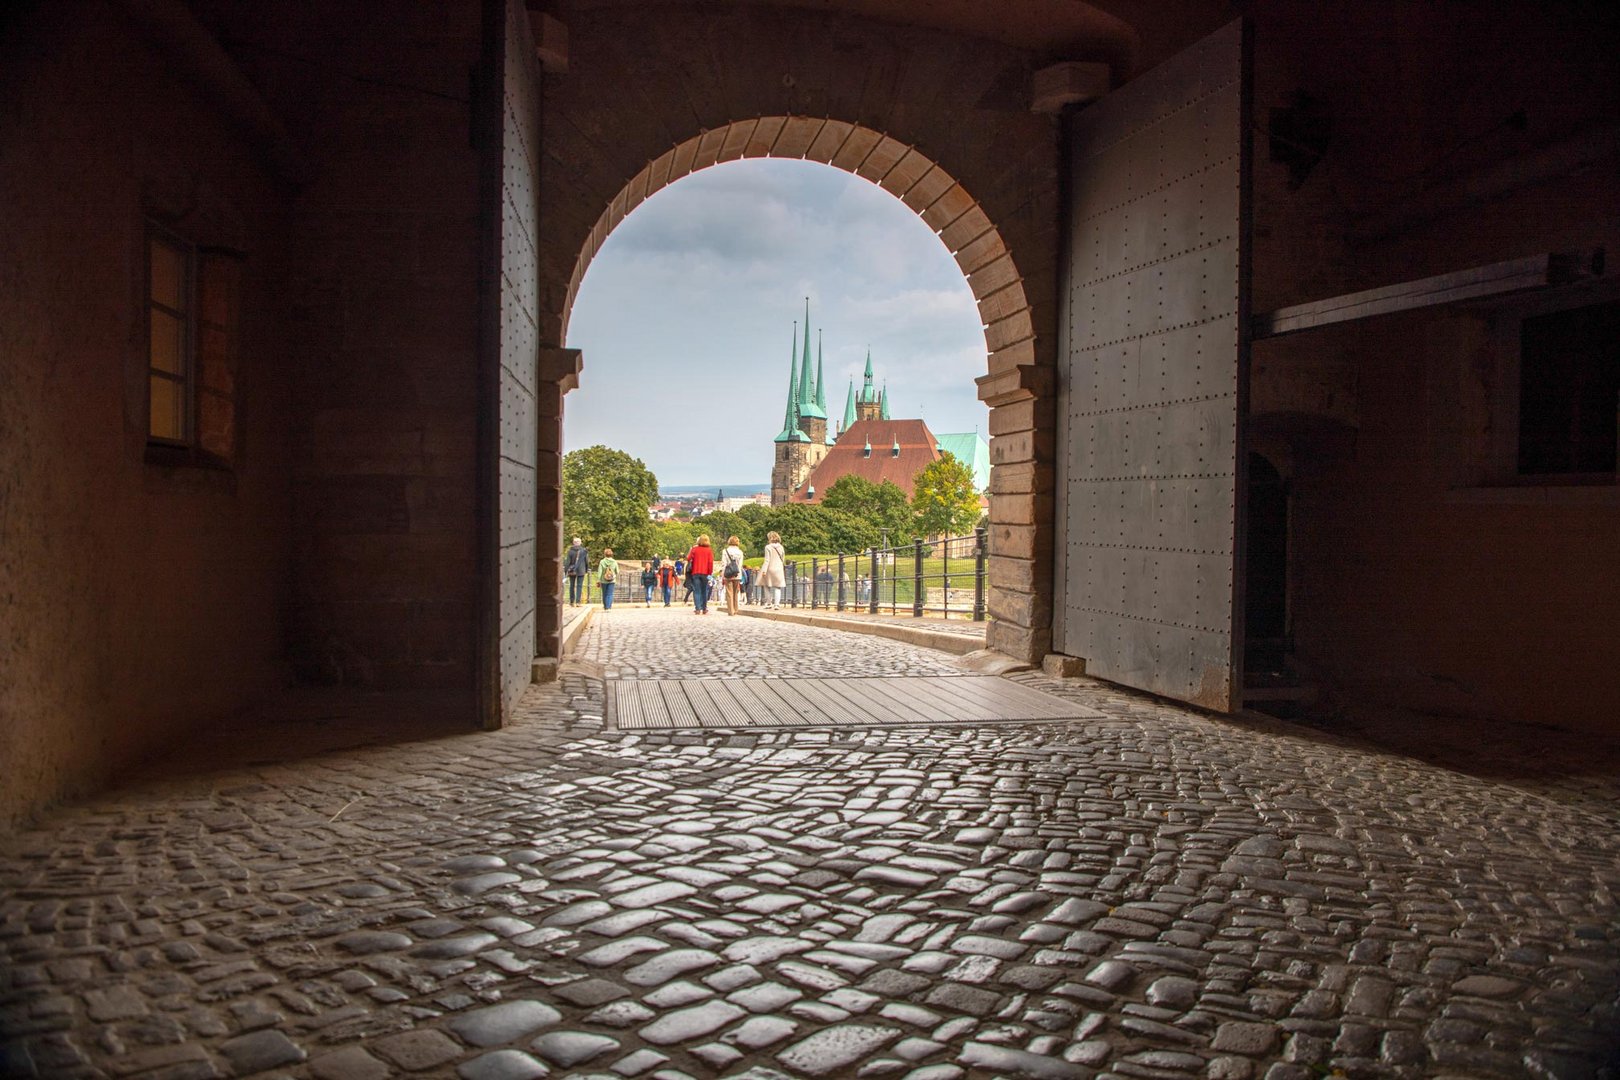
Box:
[558,119,1031,355]
[530,4,1079,665]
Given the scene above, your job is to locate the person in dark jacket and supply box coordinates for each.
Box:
[641,564,656,605]
[565,537,590,605]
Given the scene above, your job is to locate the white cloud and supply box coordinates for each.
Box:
[566,160,987,486]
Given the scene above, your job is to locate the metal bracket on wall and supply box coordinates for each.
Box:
[1251,248,1607,340]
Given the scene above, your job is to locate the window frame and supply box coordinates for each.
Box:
[1481,281,1620,489]
[143,221,239,470]
[146,223,196,451]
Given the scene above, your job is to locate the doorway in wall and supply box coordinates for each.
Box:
[1244,451,1289,675]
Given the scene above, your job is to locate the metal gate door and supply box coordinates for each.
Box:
[481,0,542,725]
[1053,20,1251,712]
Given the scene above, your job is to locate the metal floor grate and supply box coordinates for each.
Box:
[607,676,1103,731]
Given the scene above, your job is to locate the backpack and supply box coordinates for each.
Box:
[600,564,615,583]
[723,550,741,579]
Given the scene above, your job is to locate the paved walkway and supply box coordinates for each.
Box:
[3,607,1618,1079]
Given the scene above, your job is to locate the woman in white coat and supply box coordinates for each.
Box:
[758,530,787,609]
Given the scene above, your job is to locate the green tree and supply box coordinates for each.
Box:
[757,503,878,555]
[690,509,751,551]
[820,475,911,540]
[562,445,657,557]
[735,508,771,540]
[648,519,696,561]
[911,451,981,538]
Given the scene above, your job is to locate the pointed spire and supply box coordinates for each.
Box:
[842,379,856,432]
[880,382,891,420]
[796,299,826,420]
[815,331,827,414]
[774,323,808,443]
[860,349,875,403]
[797,302,813,409]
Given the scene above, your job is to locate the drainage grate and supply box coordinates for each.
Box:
[607,676,1102,731]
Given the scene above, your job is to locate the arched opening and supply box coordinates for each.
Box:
[530,117,1046,669]
[562,155,988,493]
[559,119,1033,361]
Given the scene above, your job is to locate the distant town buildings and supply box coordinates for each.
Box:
[770,302,988,506]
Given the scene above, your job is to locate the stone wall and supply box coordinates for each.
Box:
[1244,1,1620,731]
[218,1,487,693]
[0,2,293,825]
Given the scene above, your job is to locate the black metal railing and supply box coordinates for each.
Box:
[777,526,988,620]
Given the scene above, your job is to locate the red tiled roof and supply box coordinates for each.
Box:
[790,418,942,501]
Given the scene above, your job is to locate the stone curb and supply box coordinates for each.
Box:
[534,606,596,683]
[737,606,983,656]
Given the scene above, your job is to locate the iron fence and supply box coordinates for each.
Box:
[774,526,988,620]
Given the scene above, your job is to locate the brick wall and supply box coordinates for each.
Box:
[0,2,292,825]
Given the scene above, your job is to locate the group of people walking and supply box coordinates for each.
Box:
[564,531,791,615]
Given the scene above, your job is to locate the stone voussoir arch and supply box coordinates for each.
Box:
[558,117,1035,374]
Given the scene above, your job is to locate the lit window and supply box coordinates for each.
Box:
[1518,300,1619,476]
[146,226,238,463]
[147,232,190,443]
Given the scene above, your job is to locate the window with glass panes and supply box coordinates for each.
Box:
[147,231,191,443]
[146,227,238,461]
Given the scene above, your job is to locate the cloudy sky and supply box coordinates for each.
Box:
[564,158,988,488]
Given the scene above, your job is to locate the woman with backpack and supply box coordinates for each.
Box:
[720,535,746,615]
[596,548,618,610]
[685,535,715,615]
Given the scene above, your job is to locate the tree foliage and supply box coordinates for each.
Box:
[562,445,658,557]
[755,503,879,555]
[689,510,752,551]
[647,519,696,561]
[820,475,912,542]
[911,451,981,538]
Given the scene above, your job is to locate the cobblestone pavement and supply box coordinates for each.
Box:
[3,608,1619,1080]
[762,611,989,641]
[574,608,970,679]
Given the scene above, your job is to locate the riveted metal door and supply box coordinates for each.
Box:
[480,0,543,726]
[1053,20,1251,712]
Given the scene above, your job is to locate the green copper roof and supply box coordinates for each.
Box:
[936,432,990,491]
[859,350,877,404]
[774,325,808,443]
[796,300,826,420]
[814,331,828,415]
[879,383,891,420]
[842,379,856,431]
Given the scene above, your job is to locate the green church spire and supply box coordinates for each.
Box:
[879,382,891,420]
[774,323,808,443]
[860,349,876,404]
[797,299,826,420]
[815,331,828,414]
[842,379,856,432]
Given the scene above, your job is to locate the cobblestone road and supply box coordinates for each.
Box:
[3,608,1618,1079]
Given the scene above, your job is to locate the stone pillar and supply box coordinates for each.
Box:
[976,362,1056,663]
[536,347,581,664]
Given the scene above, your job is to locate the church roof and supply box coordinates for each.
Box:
[858,350,879,404]
[796,301,826,420]
[790,418,942,502]
[774,326,809,443]
[934,432,990,491]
